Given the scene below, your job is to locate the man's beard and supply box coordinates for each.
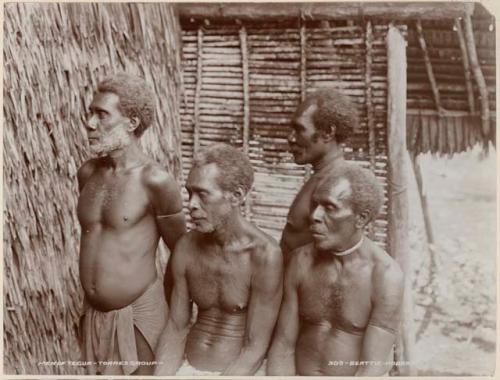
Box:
[89,127,131,156]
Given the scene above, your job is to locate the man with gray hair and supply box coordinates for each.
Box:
[77,73,186,375]
[268,162,403,376]
[155,143,283,376]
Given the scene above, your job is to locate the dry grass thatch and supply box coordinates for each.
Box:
[3,3,182,374]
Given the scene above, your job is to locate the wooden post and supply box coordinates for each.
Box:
[415,20,443,114]
[193,27,204,154]
[300,18,312,182]
[240,26,252,218]
[386,24,416,376]
[463,14,490,138]
[454,18,476,114]
[365,20,375,239]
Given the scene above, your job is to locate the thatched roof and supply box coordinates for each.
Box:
[406,4,496,155]
[4,3,182,374]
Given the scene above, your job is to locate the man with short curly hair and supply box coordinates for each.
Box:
[77,73,186,375]
[155,143,283,376]
[281,87,359,259]
[268,162,403,376]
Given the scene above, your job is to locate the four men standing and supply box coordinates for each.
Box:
[77,75,403,376]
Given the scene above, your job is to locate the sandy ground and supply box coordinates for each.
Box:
[409,146,496,375]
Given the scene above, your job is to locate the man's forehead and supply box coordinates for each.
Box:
[187,163,221,185]
[294,101,317,121]
[315,177,352,200]
[90,91,119,106]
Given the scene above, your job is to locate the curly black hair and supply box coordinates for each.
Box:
[296,88,359,143]
[193,143,254,196]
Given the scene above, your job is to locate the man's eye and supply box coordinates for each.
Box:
[326,204,337,211]
[98,111,108,119]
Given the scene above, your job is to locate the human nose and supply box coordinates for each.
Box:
[85,114,98,131]
[310,205,324,223]
[188,194,200,212]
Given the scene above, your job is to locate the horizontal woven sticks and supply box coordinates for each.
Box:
[180,20,391,246]
[4,3,182,374]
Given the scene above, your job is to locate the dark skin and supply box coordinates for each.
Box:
[268,178,404,376]
[77,91,186,375]
[155,163,283,375]
[281,103,345,260]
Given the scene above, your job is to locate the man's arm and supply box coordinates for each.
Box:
[76,159,97,192]
[355,261,404,376]
[154,236,192,375]
[144,165,187,252]
[266,253,301,375]
[222,243,283,375]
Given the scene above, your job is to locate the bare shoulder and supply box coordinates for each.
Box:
[171,231,199,266]
[77,158,100,189]
[141,161,177,190]
[246,223,282,266]
[369,240,404,297]
[286,243,315,282]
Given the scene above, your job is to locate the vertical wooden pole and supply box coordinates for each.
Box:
[365,20,375,239]
[463,14,490,138]
[193,27,204,155]
[300,18,312,181]
[454,19,476,114]
[386,24,416,376]
[240,26,251,218]
[415,20,443,113]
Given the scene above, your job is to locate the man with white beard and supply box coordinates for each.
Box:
[76,73,186,375]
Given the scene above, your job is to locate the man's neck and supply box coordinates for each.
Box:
[104,140,143,171]
[325,232,365,264]
[211,211,248,249]
[312,145,344,172]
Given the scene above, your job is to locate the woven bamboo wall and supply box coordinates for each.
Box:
[180,19,404,247]
[406,12,496,155]
[4,3,182,374]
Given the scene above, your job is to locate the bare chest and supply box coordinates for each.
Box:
[77,172,150,230]
[187,251,252,312]
[299,262,373,329]
[287,177,319,228]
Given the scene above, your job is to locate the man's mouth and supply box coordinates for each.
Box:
[310,226,326,237]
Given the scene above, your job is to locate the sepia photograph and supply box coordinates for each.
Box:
[3,1,497,377]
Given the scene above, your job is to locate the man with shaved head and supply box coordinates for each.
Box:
[268,162,403,376]
[281,88,359,260]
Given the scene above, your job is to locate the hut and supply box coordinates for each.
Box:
[3,1,495,376]
[175,3,495,374]
[3,3,183,374]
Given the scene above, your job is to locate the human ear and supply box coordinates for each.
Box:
[127,116,140,133]
[355,210,370,229]
[322,125,336,142]
[230,186,246,207]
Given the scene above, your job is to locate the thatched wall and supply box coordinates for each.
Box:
[3,3,182,374]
